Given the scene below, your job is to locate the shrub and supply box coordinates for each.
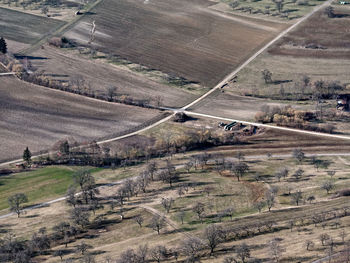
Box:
[48,37,62,47]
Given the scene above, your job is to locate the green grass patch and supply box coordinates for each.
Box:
[0,166,101,211]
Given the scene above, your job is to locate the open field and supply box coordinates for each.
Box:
[269,6,350,59]
[30,46,200,107]
[0,7,66,44]
[0,76,161,162]
[65,0,286,87]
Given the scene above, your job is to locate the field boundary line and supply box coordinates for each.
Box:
[181,0,332,111]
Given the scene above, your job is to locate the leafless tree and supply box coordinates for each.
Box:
[134,214,144,228]
[146,161,157,181]
[180,237,204,262]
[204,224,223,254]
[307,195,315,204]
[293,168,304,181]
[265,192,275,212]
[231,162,249,181]
[254,201,265,213]
[235,243,250,263]
[106,86,117,101]
[291,190,303,206]
[327,170,336,178]
[320,233,330,246]
[136,244,149,263]
[66,186,77,207]
[269,238,284,262]
[292,148,305,163]
[340,230,347,243]
[150,245,167,263]
[178,210,186,224]
[305,240,314,251]
[8,193,28,218]
[193,202,205,223]
[321,181,335,194]
[224,207,235,221]
[262,69,272,84]
[161,198,174,213]
[150,215,166,234]
[185,161,193,173]
[76,241,91,255]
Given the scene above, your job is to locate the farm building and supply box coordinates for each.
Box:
[336,94,350,111]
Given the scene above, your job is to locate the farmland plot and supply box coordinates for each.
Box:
[65,0,285,87]
[0,76,161,162]
[0,7,65,44]
[269,6,350,59]
[30,46,199,107]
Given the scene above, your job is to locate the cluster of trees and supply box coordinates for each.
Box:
[255,105,336,133]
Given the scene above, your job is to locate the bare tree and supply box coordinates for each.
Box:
[262,69,272,84]
[320,233,330,246]
[161,198,174,213]
[8,193,28,218]
[150,215,166,234]
[305,240,314,251]
[254,201,265,213]
[185,161,193,173]
[180,237,204,262]
[293,168,304,181]
[193,202,205,223]
[136,244,149,263]
[292,148,305,163]
[76,241,91,255]
[235,243,250,263]
[231,162,249,181]
[269,238,284,262]
[327,170,336,178]
[106,86,117,101]
[265,192,275,212]
[66,186,77,207]
[224,207,235,221]
[146,161,157,181]
[134,214,144,227]
[307,195,315,204]
[321,181,335,194]
[291,190,303,206]
[340,230,347,243]
[150,245,167,263]
[204,224,223,254]
[178,210,186,224]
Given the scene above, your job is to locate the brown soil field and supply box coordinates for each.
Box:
[0,76,161,162]
[0,7,65,45]
[65,0,285,87]
[30,46,199,108]
[269,6,350,59]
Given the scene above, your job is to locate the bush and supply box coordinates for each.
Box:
[173,112,189,123]
[48,37,62,48]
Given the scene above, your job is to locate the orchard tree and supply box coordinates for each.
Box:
[8,193,28,217]
[262,69,272,84]
[321,180,335,194]
[204,224,223,254]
